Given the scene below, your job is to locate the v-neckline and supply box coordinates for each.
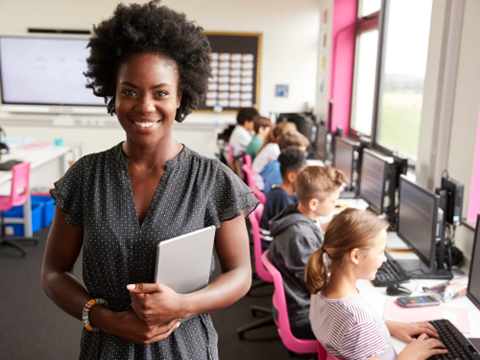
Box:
[118,143,186,229]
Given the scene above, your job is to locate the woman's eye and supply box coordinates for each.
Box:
[155,91,168,97]
[121,89,136,96]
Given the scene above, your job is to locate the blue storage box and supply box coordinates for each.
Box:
[31,194,55,227]
[4,201,44,236]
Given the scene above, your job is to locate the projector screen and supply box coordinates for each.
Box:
[0,36,104,106]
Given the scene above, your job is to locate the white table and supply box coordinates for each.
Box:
[0,144,82,236]
[357,243,480,354]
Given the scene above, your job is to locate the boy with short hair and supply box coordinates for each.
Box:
[260,146,306,251]
[244,116,272,160]
[260,130,309,195]
[229,107,259,156]
[267,166,344,340]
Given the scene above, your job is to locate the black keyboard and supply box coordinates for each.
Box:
[428,319,480,360]
[371,251,410,287]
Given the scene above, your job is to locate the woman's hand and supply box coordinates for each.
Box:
[397,333,447,360]
[127,283,186,326]
[385,321,438,343]
[101,309,180,345]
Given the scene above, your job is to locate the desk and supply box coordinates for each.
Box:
[358,248,480,354]
[0,144,81,236]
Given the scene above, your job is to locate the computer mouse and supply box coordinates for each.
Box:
[386,284,412,296]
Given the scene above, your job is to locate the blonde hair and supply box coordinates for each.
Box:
[305,208,388,294]
[278,130,310,150]
[295,166,345,204]
[257,121,297,154]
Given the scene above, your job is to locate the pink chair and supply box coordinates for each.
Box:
[0,162,38,256]
[243,153,252,168]
[242,164,266,205]
[262,250,321,356]
[237,205,275,339]
[226,143,234,165]
[318,342,339,360]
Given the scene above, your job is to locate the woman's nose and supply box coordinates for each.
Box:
[137,95,156,113]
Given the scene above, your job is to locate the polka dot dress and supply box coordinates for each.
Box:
[51,142,258,360]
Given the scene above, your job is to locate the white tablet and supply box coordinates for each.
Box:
[154,226,216,294]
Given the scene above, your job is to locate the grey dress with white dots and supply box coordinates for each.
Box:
[51,142,258,360]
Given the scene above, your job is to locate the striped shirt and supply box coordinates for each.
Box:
[310,291,396,360]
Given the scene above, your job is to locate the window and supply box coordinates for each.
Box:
[375,0,433,158]
[360,0,381,17]
[351,30,378,136]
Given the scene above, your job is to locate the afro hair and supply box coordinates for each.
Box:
[84,0,212,122]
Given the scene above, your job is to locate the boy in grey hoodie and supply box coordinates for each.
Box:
[267,166,344,340]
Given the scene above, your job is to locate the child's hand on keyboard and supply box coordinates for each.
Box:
[385,321,439,343]
[397,333,447,360]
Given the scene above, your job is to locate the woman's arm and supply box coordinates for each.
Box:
[42,209,179,345]
[385,321,438,343]
[128,214,252,325]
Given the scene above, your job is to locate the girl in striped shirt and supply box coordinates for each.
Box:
[305,208,448,360]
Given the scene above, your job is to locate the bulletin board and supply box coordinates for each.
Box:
[197,32,262,113]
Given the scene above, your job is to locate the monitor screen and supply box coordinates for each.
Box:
[467,215,480,311]
[333,137,354,187]
[315,125,328,161]
[359,149,388,214]
[397,175,439,267]
[0,36,104,106]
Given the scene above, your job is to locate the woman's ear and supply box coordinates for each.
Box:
[176,91,183,108]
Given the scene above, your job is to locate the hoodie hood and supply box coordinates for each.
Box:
[269,202,319,237]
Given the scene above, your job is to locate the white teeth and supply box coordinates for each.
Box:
[134,122,156,128]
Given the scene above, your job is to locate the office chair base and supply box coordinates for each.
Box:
[0,238,28,257]
[237,316,275,339]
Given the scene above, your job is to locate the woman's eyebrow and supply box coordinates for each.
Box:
[119,81,172,89]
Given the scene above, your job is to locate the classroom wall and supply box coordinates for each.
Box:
[0,0,320,156]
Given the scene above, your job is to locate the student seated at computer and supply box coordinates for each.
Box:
[267,166,344,339]
[229,107,259,156]
[260,147,306,251]
[306,208,447,360]
[260,130,309,196]
[244,117,272,161]
[252,121,297,190]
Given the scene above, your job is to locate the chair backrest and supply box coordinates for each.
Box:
[0,162,31,211]
[317,341,339,360]
[249,207,272,283]
[242,164,266,205]
[262,250,319,355]
[226,143,234,164]
[243,153,252,168]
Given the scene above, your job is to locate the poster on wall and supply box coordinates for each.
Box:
[198,32,262,112]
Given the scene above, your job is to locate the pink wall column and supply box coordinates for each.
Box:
[468,105,480,220]
[328,0,357,136]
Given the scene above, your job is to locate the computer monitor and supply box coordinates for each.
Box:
[467,215,480,311]
[359,149,390,216]
[315,124,328,161]
[333,137,357,190]
[0,36,105,113]
[277,113,314,145]
[396,175,452,279]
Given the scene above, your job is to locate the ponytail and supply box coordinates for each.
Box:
[305,208,389,295]
[305,247,329,294]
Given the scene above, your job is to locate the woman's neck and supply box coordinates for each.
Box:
[123,133,182,169]
[322,265,359,299]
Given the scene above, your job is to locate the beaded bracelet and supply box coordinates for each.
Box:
[82,298,109,332]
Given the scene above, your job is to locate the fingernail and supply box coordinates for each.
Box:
[126,284,135,290]
[176,323,180,328]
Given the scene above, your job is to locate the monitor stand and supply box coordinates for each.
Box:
[396,259,453,280]
[340,190,357,199]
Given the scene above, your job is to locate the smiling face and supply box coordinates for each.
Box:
[115,53,182,148]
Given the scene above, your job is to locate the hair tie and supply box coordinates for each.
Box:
[321,247,328,256]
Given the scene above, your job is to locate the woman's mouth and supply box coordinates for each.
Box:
[134,121,158,128]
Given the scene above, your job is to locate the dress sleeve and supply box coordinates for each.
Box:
[50,156,86,226]
[206,162,259,227]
